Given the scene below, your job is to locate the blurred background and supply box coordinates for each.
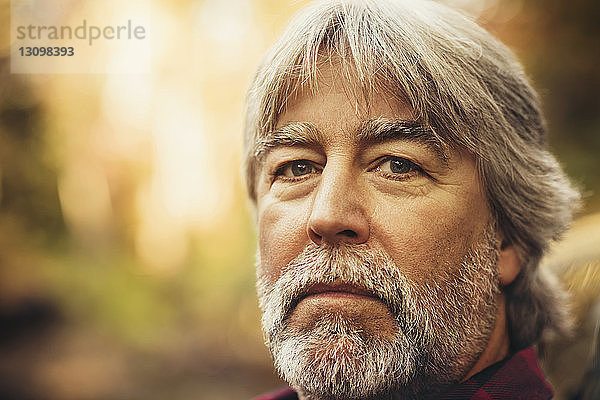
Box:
[0,0,598,399]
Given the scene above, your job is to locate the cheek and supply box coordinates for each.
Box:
[373,194,489,282]
[257,197,311,281]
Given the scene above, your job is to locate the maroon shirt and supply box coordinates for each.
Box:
[253,347,553,400]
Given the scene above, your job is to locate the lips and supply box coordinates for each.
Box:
[299,282,378,301]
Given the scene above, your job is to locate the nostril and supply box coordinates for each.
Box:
[339,230,357,238]
[307,216,369,245]
[308,229,323,245]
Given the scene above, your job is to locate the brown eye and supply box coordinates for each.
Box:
[290,161,313,176]
[379,157,419,175]
[275,160,321,179]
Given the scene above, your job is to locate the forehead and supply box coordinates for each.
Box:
[262,62,450,164]
[276,62,413,135]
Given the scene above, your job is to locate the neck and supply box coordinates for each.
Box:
[462,292,510,381]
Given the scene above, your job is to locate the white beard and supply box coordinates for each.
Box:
[256,224,500,400]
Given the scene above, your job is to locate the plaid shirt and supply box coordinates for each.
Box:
[253,347,553,400]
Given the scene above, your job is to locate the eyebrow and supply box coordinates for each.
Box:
[255,121,324,159]
[357,118,449,164]
[255,118,448,164]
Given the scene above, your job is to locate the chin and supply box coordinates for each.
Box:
[271,313,415,400]
[286,295,399,341]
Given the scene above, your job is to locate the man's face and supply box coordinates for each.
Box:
[254,65,501,398]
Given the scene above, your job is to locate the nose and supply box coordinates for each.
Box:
[307,163,370,245]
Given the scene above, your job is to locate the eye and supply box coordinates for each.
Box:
[373,156,422,180]
[275,160,322,179]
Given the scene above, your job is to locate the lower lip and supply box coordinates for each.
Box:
[303,291,376,301]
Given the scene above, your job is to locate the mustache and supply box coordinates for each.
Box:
[257,242,410,330]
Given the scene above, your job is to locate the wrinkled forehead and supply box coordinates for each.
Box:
[277,59,415,130]
[254,60,453,167]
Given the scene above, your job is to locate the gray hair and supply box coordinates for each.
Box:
[243,0,581,350]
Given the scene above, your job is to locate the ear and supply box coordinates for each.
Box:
[497,236,522,286]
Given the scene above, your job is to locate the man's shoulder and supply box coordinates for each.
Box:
[479,347,554,399]
[252,387,298,400]
[441,347,554,399]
